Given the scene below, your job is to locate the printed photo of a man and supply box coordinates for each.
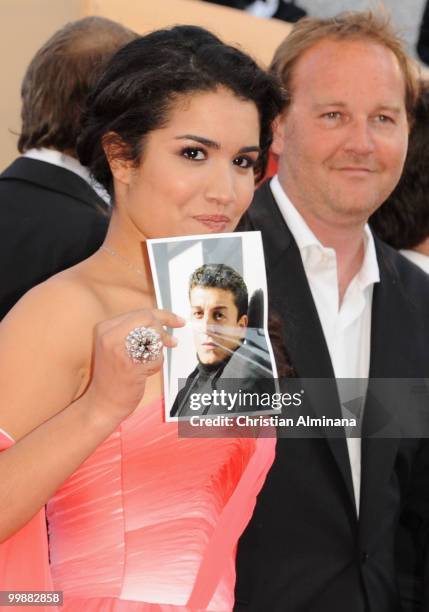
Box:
[171,263,275,418]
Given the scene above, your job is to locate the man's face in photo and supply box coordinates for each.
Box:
[190,286,248,365]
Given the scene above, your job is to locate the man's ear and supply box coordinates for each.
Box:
[238,314,248,329]
[102,132,134,185]
[271,113,286,156]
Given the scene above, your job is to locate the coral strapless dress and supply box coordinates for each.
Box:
[42,399,275,611]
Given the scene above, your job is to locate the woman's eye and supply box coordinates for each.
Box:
[192,311,203,319]
[234,156,256,169]
[182,147,206,161]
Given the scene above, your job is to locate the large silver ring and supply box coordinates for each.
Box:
[125,326,163,363]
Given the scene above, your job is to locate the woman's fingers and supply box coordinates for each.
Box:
[110,309,184,356]
[86,308,186,425]
[161,331,179,349]
[95,308,184,371]
[97,308,185,335]
[153,309,186,329]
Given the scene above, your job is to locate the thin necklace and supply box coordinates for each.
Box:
[101,245,146,277]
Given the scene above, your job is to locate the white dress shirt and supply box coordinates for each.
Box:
[270,175,380,514]
[24,147,110,205]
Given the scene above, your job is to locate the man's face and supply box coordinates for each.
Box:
[272,38,409,226]
[190,286,248,365]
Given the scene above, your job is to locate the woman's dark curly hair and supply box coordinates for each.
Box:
[77,25,286,196]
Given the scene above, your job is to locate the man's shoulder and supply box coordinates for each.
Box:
[376,237,429,310]
[238,180,288,239]
[0,156,65,186]
[240,181,275,224]
[0,157,106,212]
[0,157,108,225]
[0,158,108,268]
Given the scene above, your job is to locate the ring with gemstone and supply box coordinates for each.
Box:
[125,326,163,363]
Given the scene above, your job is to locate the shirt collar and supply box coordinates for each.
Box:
[23,148,110,205]
[358,225,380,290]
[270,174,380,290]
[270,174,320,251]
[400,249,429,274]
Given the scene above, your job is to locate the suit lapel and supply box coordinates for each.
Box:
[241,183,335,378]
[360,239,411,541]
[240,183,356,508]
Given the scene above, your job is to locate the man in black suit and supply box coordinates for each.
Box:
[235,11,429,612]
[0,17,136,319]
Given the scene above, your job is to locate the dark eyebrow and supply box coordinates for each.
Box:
[191,304,228,310]
[239,146,261,154]
[192,305,228,309]
[176,134,219,149]
[175,134,260,154]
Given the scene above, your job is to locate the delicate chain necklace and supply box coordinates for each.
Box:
[101,245,146,277]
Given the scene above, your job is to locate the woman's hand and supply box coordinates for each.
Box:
[85,308,185,427]
[0,294,185,542]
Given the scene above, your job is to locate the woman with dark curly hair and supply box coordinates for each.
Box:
[0,25,285,610]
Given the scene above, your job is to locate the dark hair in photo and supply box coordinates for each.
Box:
[189,263,248,319]
[370,81,429,249]
[77,25,286,195]
[18,16,136,154]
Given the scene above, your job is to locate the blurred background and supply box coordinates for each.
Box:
[1,0,428,170]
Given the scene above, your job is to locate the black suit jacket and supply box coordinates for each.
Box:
[0,157,109,318]
[171,338,275,417]
[235,182,429,612]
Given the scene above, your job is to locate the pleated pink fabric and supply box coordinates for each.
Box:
[46,399,275,611]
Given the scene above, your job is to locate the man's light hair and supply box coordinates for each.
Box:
[271,10,419,121]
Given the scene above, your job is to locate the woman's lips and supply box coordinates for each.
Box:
[193,215,231,230]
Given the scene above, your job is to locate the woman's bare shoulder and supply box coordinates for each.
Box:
[3,261,108,334]
[0,265,108,439]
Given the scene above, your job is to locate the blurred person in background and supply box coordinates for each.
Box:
[0,17,136,319]
[203,0,306,22]
[370,80,429,274]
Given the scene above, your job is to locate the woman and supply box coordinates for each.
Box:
[0,26,284,610]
